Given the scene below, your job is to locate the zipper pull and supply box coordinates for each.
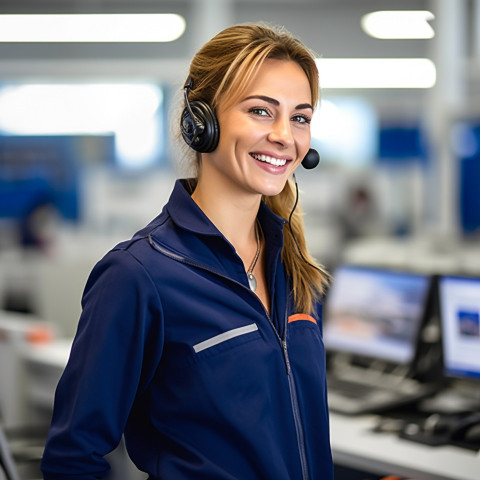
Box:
[282,339,291,375]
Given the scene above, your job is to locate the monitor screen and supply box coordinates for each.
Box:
[324,265,431,364]
[439,275,480,381]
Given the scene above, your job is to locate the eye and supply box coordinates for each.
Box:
[292,114,311,125]
[248,106,271,117]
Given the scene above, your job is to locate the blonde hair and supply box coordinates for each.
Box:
[175,23,330,313]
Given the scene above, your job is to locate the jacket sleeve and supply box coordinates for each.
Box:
[314,300,324,336]
[41,248,164,480]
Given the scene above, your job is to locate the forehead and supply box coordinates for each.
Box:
[220,59,312,111]
[246,59,310,99]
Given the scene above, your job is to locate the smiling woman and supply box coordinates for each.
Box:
[41,23,333,480]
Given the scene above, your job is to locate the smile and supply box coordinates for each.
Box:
[250,153,288,167]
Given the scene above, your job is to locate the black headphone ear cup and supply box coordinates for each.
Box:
[180,100,219,153]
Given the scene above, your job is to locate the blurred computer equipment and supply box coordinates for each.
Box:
[377,274,480,452]
[417,274,480,414]
[324,264,440,415]
[439,275,480,397]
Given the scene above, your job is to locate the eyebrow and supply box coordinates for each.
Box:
[243,95,313,111]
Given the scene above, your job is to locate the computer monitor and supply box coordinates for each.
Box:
[324,264,431,365]
[439,275,480,382]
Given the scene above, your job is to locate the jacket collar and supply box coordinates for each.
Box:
[148,178,288,303]
[166,179,287,245]
[165,179,223,237]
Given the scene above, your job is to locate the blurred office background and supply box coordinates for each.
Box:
[0,0,479,478]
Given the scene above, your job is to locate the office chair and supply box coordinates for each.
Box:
[0,424,20,480]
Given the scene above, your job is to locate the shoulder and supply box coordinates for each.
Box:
[82,234,164,309]
[91,209,171,278]
[78,245,165,344]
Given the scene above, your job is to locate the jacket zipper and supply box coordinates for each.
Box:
[282,337,310,480]
[148,234,311,480]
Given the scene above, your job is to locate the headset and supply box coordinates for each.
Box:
[180,77,320,169]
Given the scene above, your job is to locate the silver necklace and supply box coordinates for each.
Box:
[246,222,261,292]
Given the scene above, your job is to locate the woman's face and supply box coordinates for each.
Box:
[203,59,313,198]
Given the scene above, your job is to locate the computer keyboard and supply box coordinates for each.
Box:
[327,377,374,398]
[326,373,439,415]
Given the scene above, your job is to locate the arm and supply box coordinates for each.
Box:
[41,249,164,480]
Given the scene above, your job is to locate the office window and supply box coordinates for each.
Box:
[0,83,165,171]
[310,97,378,169]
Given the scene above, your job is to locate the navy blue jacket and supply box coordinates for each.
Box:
[41,179,333,480]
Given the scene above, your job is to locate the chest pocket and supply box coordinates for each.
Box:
[193,323,259,353]
[190,322,264,365]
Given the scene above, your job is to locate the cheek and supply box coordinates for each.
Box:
[299,124,312,142]
[297,131,312,155]
[217,121,254,150]
[226,128,264,159]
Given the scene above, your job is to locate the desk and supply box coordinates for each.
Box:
[0,313,56,428]
[330,412,480,480]
[21,339,72,414]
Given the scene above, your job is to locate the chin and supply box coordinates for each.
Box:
[257,181,288,198]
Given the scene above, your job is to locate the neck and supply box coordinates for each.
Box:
[191,177,261,248]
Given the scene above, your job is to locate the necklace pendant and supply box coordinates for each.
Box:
[247,272,257,292]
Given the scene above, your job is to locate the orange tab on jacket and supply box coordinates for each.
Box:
[288,313,317,324]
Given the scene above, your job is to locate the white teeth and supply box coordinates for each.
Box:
[251,153,287,167]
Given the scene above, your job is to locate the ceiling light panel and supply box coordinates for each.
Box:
[0,14,186,42]
[316,58,436,89]
[362,10,435,39]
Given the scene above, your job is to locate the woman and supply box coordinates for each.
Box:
[41,23,333,480]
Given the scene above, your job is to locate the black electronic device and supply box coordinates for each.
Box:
[300,148,320,169]
[399,411,480,451]
[180,78,219,153]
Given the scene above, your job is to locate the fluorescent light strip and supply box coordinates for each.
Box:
[316,58,436,89]
[0,14,186,42]
[361,10,435,39]
[0,83,163,135]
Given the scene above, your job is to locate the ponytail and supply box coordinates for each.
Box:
[265,178,330,314]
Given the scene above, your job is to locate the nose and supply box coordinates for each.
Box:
[268,115,294,149]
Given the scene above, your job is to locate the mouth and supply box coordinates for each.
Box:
[250,153,290,167]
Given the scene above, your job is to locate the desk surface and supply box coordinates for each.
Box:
[22,338,72,369]
[330,412,480,480]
